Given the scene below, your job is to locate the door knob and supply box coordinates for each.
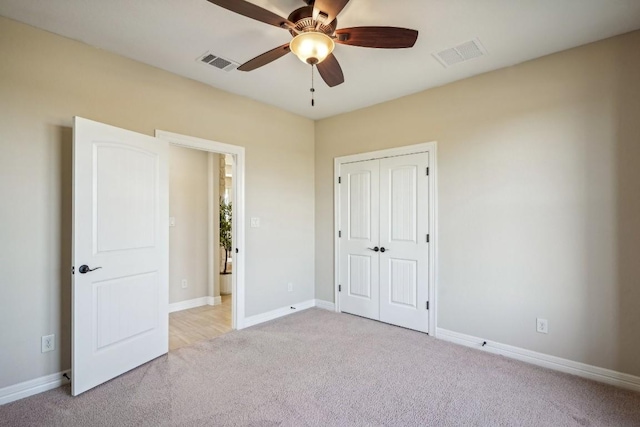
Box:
[380,247,387,253]
[367,246,380,252]
[79,265,102,274]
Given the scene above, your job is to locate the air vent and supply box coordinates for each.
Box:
[433,38,487,68]
[197,51,239,72]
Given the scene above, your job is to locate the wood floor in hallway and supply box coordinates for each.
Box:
[169,294,232,351]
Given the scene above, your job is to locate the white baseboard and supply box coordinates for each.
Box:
[436,328,640,393]
[314,299,336,311]
[169,296,221,313]
[243,299,316,328]
[0,370,71,406]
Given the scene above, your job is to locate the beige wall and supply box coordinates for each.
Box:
[1,12,639,392]
[169,146,218,304]
[0,17,315,388]
[315,31,640,376]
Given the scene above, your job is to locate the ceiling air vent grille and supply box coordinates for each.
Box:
[433,38,487,68]
[197,52,239,72]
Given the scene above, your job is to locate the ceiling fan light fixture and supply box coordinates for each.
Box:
[289,32,335,65]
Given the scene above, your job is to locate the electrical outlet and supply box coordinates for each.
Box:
[250,217,260,228]
[181,279,188,289]
[41,334,55,353]
[287,282,293,292]
[536,318,548,334]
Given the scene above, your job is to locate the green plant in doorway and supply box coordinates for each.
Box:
[220,199,232,274]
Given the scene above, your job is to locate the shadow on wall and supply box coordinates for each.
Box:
[56,125,73,372]
[614,47,640,377]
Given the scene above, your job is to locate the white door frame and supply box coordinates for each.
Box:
[334,141,438,335]
[155,130,246,329]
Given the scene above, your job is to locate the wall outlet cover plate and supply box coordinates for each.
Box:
[536,318,548,334]
[41,334,55,353]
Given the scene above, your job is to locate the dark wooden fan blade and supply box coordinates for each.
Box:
[206,0,294,29]
[335,27,418,48]
[313,0,350,24]
[237,43,291,71]
[317,53,344,87]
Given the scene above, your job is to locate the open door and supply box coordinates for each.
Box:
[72,117,169,396]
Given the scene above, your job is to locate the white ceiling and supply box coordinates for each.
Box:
[1,0,640,119]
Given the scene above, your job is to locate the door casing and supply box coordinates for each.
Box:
[333,142,438,335]
[155,130,246,330]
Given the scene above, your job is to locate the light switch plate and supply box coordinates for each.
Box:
[250,217,260,228]
[169,217,176,227]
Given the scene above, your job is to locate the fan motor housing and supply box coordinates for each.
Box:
[287,6,337,37]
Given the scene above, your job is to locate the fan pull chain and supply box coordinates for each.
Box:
[310,64,315,107]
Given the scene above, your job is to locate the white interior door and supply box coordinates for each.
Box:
[338,159,380,319]
[379,153,430,332]
[72,117,169,396]
[338,152,431,333]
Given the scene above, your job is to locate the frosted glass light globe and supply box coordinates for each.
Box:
[289,32,335,65]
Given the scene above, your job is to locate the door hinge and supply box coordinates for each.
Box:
[338,176,341,184]
[339,284,342,292]
[71,266,74,275]
[426,167,429,176]
[426,301,429,310]
[235,248,239,254]
[339,230,342,238]
[426,234,430,243]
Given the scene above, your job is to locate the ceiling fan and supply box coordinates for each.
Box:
[206,0,419,90]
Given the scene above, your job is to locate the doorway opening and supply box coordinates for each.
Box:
[156,130,246,350]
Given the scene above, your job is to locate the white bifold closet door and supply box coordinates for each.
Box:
[339,152,430,333]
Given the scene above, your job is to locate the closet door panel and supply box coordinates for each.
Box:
[379,153,430,332]
[338,159,380,320]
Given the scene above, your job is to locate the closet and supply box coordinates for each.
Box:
[337,151,431,333]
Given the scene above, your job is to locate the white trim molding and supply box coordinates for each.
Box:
[437,328,640,393]
[314,299,336,311]
[0,370,71,405]
[155,130,245,330]
[243,300,338,328]
[244,300,316,328]
[207,153,217,312]
[333,141,438,333]
[168,296,222,313]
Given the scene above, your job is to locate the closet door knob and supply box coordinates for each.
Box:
[367,246,380,252]
[380,247,387,253]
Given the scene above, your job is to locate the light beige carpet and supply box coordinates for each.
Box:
[1,308,639,426]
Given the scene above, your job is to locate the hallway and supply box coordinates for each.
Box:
[169,295,232,350]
